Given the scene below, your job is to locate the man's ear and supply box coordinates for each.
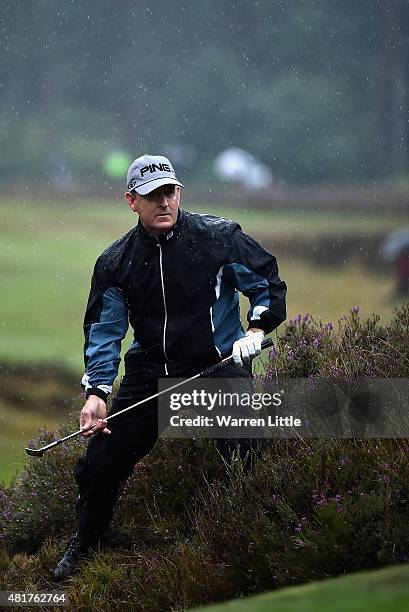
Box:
[124,192,138,213]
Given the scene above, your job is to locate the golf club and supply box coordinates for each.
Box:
[25,337,274,458]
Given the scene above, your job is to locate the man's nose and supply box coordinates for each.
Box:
[157,192,169,206]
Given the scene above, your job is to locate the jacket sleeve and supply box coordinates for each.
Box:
[225,227,287,333]
[81,257,129,401]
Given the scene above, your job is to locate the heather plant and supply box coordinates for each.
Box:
[262,303,409,379]
[1,437,409,609]
[191,437,409,591]
[1,304,408,610]
[0,424,83,552]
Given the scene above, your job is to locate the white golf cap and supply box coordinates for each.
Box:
[126,154,184,195]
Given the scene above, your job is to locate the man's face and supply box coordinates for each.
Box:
[124,184,181,235]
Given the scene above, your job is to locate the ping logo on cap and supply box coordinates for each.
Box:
[140,163,172,177]
[127,154,183,195]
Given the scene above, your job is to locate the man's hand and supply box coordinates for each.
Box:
[232,329,265,367]
[80,395,111,437]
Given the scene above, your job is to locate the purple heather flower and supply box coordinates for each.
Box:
[269,346,277,359]
[290,314,302,325]
[312,492,327,506]
[329,364,341,376]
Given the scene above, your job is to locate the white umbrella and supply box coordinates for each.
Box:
[381,228,409,262]
[213,147,273,189]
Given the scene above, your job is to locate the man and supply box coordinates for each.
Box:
[53,154,287,581]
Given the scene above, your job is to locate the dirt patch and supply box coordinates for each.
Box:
[256,232,386,269]
[0,362,81,415]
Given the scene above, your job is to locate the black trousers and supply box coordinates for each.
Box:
[74,361,257,543]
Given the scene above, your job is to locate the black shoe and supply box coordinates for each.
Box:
[53,531,91,581]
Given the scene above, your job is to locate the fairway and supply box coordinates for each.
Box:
[0,400,60,485]
[0,197,401,372]
[190,563,409,612]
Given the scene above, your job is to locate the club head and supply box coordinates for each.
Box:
[25,447,45,458]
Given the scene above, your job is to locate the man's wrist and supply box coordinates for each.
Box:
[86,387,108,402]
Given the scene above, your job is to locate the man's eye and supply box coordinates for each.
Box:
[145,186,175,200]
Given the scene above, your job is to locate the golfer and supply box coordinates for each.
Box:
[53,154,287,580]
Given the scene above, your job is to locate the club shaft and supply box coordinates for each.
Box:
[40,428,85,451]
[27,337,274,453]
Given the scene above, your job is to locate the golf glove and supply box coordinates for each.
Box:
[232,330,264,366]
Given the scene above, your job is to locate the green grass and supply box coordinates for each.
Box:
[191,563,409,612]
[0,197,402,372]
[0,400,60,486]
[279,255,397,323]
[190,204,403,238]
[1,195,402,236]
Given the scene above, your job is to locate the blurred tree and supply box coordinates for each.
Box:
[378,0,409,176]
[0,0,407,185]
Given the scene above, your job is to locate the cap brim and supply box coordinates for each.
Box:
[134,177,184,196]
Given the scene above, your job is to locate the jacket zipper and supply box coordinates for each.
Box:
[157,239,169,375]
